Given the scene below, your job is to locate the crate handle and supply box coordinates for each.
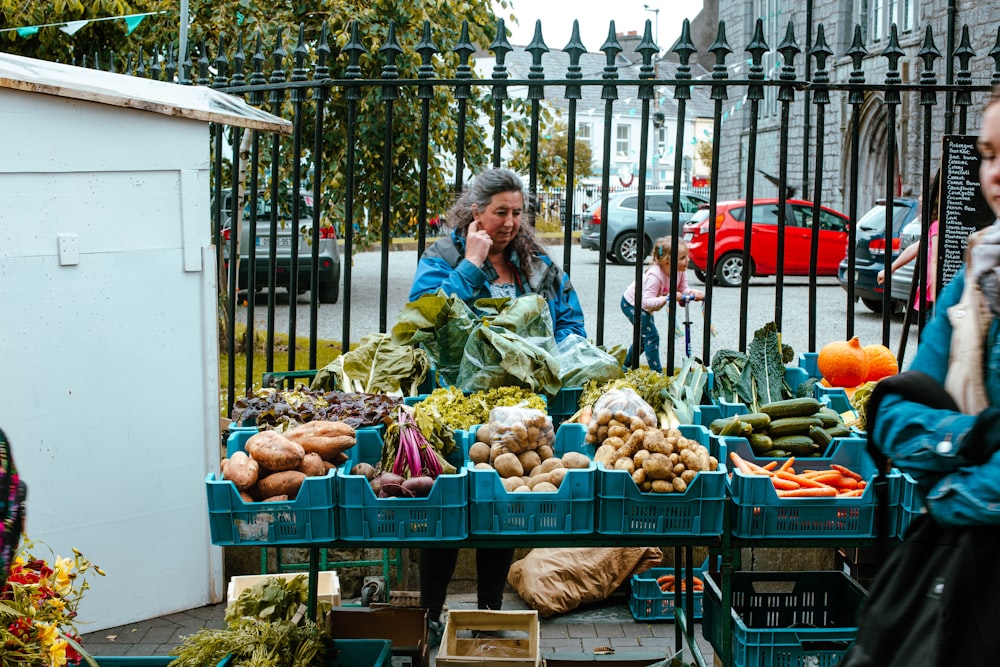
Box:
[796,638,850,652]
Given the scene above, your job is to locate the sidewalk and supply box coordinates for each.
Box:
[81,591,716,665]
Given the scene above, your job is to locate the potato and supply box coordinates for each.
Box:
[672,477,688,493]
[493,453,524,478]
[533,482,559,492]
[474,462,494,470]
[223,451,259,491]
[538,457,565,474]
[255,470,307,499]
[634,449,651,467]
[476,424,492,444]
[262,494,290,502]
[502,476,526,492]
[350,462,377,479]
[537,444,554,460]
[469,442,491,465]
[651,479,674,493]
[642,453,674,480]
[296,452,326,477]
[517,450,542,473]
[593,444,616,466]
[614,457,636,474]
[527,472,553,489]
[560,451,591,469]
[548,467,568,487]
[632,469,647,486]
[514,485,532,493]
[283,420,356,461]
[239,490,255,503]
[246,430,305,472]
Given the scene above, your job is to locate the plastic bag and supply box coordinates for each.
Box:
[553,333,624,389]
[457,324,561,396]
[590,387,658,427]
[390,291,476,388]
[487,404,555,457]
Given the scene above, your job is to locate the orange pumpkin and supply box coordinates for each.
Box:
[817,336,870,388]
[863,344,899,382]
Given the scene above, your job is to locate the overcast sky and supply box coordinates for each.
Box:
[491,0,705,52]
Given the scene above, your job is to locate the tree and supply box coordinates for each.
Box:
[510,121,595,191]
[695,139,713,180]
[3,0,536,246]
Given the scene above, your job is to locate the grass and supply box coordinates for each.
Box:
[219,324,343,396]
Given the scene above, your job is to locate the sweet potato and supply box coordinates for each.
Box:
[283,420,357,461]
[255,470,307,499]
[246,430,305,472]
[222,451,259,491]
[296,452,326,477]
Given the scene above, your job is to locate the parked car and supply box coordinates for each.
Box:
[682,199,851,287]
[579,189,709,264]
[836,197,920,313]
[217,188,341,304]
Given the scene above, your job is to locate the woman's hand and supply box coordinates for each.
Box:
[465,219,492,266]
[877,269,886,285]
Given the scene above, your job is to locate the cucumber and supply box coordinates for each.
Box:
[719,415,752,437]
[760,449,790,457]
[709,418,730,435]
[748,433,774,454]
[767,416,824,438]
[826,424,852,438]
[771,435,822,455]
[809,425,834,448]
[816,408,842,428]
[739,412,772,431]
[759,397,823,419]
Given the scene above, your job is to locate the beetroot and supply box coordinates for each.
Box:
[401,475,436,498]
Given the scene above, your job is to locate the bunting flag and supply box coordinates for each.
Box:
[0,11,165,37]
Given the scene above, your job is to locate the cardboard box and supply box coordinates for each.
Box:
[326,606,429,667]
[436,610,540,667]
[226,571,341,615]
[543,654,667,666]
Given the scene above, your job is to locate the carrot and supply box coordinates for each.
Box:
[762,461,779,471]
[770,476,801,491]
[775,470,832,489]
[778,457,796,473]
[837,488,865,497]
[830,476,859,490]
[807,472,849,487]
[857,480,867,489]
[776,486,839,497]
[729,452,754,475]
[578,405,594,426]
[656,575,675,586]
[831,464,863,481]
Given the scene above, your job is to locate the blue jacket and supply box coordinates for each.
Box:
[873,269,1000,525]
[409,230,588,343]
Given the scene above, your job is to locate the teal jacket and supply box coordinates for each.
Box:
[409,231,587,342]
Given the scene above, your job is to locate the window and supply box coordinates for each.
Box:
[656,126,667,156]
[647,194,673,212]
[616,124,630,157]
[866,0,914,41]
[577,123,592,142]
[753,0,782,117]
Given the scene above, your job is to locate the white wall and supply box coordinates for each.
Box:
[0,87,223,630]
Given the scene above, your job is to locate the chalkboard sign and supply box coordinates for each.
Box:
[938,134,995,289]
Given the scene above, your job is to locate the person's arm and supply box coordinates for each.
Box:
[552,273,587,342]
[409,253,487,303]
[877,241,920,284]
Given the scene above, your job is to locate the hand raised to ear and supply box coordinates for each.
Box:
[465,218,492,266]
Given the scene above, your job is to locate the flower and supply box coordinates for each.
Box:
[0,540,104,667]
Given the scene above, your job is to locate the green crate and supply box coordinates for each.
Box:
[702,570,867,667]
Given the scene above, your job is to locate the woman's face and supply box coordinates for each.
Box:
[472,190,523,254]
[979,101,1000,218]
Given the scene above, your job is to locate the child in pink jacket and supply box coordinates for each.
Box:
[620,237,704,371]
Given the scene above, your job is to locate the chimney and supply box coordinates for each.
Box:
[616,30,642,63]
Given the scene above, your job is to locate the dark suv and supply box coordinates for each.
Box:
[218,189,340,304]
[836,198,919,313]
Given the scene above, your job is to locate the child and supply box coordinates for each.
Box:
[620,237,704,372]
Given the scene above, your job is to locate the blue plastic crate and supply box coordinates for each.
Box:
[798,351,822,380]
[215,640,393,667]
[208,429,337,546]
[337,428,468,541]
[596,425,726,536]
[468,422,596,535]
[895,470,925,538]
[702,570,867,667]
[548,386,582,426]
[628,558,712,622]
[727,438,900,539]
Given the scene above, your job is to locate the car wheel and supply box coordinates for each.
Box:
[612,233,651,265]
[714,253,746,287]
[860,296,904,314]
[693,268,707,283]
[318,275,340,304]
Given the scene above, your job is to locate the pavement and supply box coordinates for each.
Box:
[81,591,717,665]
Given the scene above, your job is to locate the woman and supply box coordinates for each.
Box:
[877,169,941,310]
[409,168,587,343]
[409,168,587,645]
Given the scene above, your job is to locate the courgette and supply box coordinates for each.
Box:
[771,434,821,455]
[759,397,822,418]
[809,425,834,447]
[748,433,774,454]
[767,416,824,438]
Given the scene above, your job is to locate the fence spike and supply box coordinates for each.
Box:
[746,19,768,101]
[810,24,832,105]
[709,21,732,102]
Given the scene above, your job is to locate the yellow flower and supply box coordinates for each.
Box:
[47,638,69,667]
[35,621,58,646]
[52,558,73,597]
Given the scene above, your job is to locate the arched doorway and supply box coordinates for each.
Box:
[841,93,901,214]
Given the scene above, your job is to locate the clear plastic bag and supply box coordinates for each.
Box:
[487,404,555,457]
[553,333,624,389]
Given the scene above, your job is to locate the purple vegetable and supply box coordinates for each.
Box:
[401,476,436,498]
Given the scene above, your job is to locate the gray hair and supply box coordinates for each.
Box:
[445,168,545,272]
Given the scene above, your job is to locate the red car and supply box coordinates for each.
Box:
[683,199,850,287]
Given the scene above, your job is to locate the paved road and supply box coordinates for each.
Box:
[236,243,921,370]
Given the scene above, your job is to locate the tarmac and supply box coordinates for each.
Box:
[81,591,717,665]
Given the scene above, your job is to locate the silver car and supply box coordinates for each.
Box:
[218,189,341,304]
[579,188,709,264]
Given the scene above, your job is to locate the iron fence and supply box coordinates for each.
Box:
[83,16,1000,415]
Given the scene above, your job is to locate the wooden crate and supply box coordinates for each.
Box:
[436,610,540,667]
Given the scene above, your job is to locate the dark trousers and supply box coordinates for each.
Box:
[621,295,661,371]
[419,547,516,622]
